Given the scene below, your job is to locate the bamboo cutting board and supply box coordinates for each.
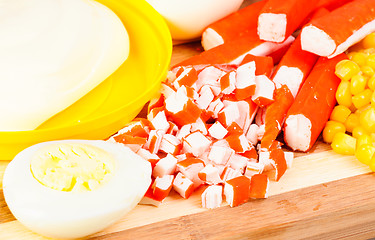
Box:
[2,11,375,240]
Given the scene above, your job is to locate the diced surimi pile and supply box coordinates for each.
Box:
[108,55,294,208]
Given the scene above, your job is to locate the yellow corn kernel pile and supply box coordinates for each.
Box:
[323,33,375,171]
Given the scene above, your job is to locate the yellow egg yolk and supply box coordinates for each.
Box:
[30,143,115,192]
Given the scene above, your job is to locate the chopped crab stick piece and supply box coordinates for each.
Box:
[228,154,248,173]
[234,61,256,100]
[196,85,215,110]
[246,124,260,146]
[152,175,174,202]
[208,144,234,165]
[240,54,274,77]
[225,133,252,153]
[174,35,295,67]
[316,0,353,10]
[136,148,160,168]
[182,130,212,157]
[150,110,170,132]
[244,162,264,178]
[140,186,163,207]
[208,121,228,140]
[173,172,195,199]
[252,75,275,108]
[153,154,178,178]
[113,134,147,147]
[195,66,224,93]
[301,0,375,58]
[201,185,223,209]
[145,129,165,154]
[198,164,223,185]
[224,175,251,207]
[220,71,236,95]
[268,148,288,181]
[201,0,266,50]
[257,0,317,43]
[176,157,205,188]
[260,85,295,150]
[159,134,181,155]
[173,67,198,89]
[221,166,243,182]
[284,54,347,152]
[249,174,269,199]
[115,119,152,138]
[165,88,202,127]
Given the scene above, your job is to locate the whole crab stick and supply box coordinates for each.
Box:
[175,33,295,68]
[257,0,317,43]
[301,0,375,58]
[201,0,266,50]
[316,0,353,10]
[283,54,347,152]
[259,9,328,150]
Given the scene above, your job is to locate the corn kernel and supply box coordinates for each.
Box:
[360,106,375,133]
[330,105,351,123]
[368,75,375,90]
[362,48,375,55]
[352,89,373,109]
[335,60,360,81]
[348,52,367,66]
[356,134,373,148]
[331,132,356,155]
[323,120,346,143]
[371,90,375,106]
[355,105,371,116]
[355,144,375,165]
[344,113,360,133]
[369,155,375,172]
[352,126,369,138]
[366,54,375,69]
[350,74,367,95]
[362,33,375,49]
[336,81,352,107]
[361,65,375,77]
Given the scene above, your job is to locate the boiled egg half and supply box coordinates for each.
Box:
[2,140,151,239]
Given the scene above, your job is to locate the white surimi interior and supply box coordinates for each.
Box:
[201,28,224,50]
[273,66,304,98]
[284,114,312,152]
[257,13,287,43]
[301,25,336,57]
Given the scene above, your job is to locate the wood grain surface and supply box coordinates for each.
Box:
[1,0,375,239]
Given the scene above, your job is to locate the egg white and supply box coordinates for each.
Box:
[2,140,151,239]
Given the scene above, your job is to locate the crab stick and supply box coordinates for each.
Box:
[175,34,295,67]
[198,164,223,185]
[152,154,178,178]
[173,172,195,199]
[284,54,347,152]
[201,185,223,209]
[201,0,266,50]
[249,174,269,199]
[152,175,174,202]
[260,85,294,150]
[176,157,205,188]
[224,175,251,207]
[316,0,353,11]
[257,0,317,43]
[301,0,375,58]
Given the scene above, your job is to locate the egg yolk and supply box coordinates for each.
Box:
[30,143,115,192]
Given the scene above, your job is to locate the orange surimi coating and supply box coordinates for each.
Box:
[316,0,353,10]
[301,0,375,58]
[260,85,294,150]
[152,175,174,202]
[140,186,163,207]
[225,134,251,153]
[174,33,295,68]
[174,67,198,88]
[166,98,202,127]
[269,148,288,181]
[284,54,347,152]
[201,0,266,50]
[113,134,147,146]
[257,0,317,42]
[249,174,269,199]
[224,175,251,207]
[240,54,274,77]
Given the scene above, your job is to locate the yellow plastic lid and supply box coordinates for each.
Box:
[0,0,172,160]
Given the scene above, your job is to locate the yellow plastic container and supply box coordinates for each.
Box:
[0,0,172,160]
